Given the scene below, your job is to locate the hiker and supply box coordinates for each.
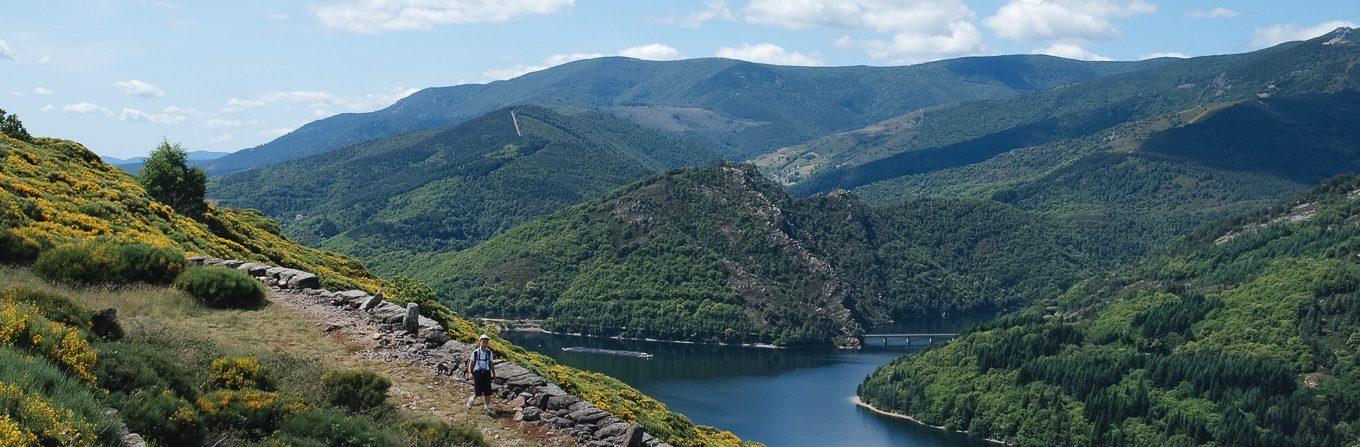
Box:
[465,334,497,415]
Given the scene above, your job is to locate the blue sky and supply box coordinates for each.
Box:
[1,0,1356,159]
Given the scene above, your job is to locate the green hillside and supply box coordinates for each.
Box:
[859,175,1360,446]
[203,55,1166,175]
[0,123,755,447]
[210,105,721,262]
[400,163,1102,347]
[762,27,1360,263]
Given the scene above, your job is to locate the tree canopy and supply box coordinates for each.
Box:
[137,140,208,216]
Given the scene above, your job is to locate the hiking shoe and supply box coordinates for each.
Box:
[483,405,494,415]
[466,396,475,408]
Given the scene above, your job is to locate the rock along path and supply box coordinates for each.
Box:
[189,256,666,447]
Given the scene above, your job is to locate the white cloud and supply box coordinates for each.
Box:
[314,0,575,33]
[120,108,186,124]
[32,87,54,96]
[36,56,50,64]
[485,45,684,80]
[985,0,1156,42]
[618,44,683,61]
[0,39,15,61]
[1140,51,1188,59]
[40,105,55,112]
[865,21,988,64]
[667,0,733,28]
[265,13,290,20]
[1251,20,1358,48]
[1033,43,1111,61]
[1188,7,1238,19]
[260,128,294,138]
[9,91,20,97]
[715,43,825,66]
[745,0,976,33]
[62,103,112,116]
[743,0,987,62]
[114,79,167,97]
[202,118,243,128]
[211,134,233,143]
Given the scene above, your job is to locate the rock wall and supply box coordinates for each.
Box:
[187,256,668,447]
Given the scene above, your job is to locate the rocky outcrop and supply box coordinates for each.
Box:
[186,256,668,447]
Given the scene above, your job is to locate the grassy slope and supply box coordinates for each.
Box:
[210,105,722,260]
[0,132,754,447]
[858,175,1360,446]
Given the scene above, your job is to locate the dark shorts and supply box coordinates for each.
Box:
[472,370,493,396]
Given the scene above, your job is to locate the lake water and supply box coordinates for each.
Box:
[504,316,995,447]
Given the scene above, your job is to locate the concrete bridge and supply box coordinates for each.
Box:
[861,333,958,347]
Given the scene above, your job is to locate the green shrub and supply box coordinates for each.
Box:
[0,228,40,264]
[400,419,488,447]
[272,407,396,447]
[209,356,272,390]
[108,390,206,447]
[195,389,304,435]
[0,347,118,445]
[1,285,92,329]
[32,239,124,285]
[118,244,186,285]
[320,369,391,413]
[94,343,198,398]
[175,266,265,308]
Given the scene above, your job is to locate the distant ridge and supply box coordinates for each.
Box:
[201,55,1167,175]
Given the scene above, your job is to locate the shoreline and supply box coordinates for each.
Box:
[534,329,785,349]
[853,396,1010,446]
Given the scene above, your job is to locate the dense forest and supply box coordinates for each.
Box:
[859,175,1360,446]
[398,163,1105,347]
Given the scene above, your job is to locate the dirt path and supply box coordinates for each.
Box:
[265,288,579,447]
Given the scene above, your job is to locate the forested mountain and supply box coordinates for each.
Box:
[397,163,1104,348]
[209,105,722,261]
[202,55,1165,175]
[759,27,1360,264]
[859,174,1360,447]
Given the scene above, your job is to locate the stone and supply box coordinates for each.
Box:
[286,272,320,289]
[91,308,123,341]
[186,255,207,265]
[221,260,244,268]
[359,293,383,310]
[547,395,581,410]
[122,433,147,447]
[421,329,451,347]
[519,406,542,421]
[403,303,420,334]
[235,262,258,272]
[595,416,620,428]
[506,374,546,388]
[596,422,629,439]
[248,264,270,276]
[336,289,370,302]
[622,424,646,447]
[508,395,526,408]
[266,266,289,278]
[567,407,609,424]
[532,393,550,409]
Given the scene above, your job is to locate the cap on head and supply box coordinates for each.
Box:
[479,334,490,340]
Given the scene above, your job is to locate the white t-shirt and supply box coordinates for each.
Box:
[471,347,494,372]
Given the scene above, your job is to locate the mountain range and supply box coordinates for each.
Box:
[201,55,1166,175]
[208,28,1360,348]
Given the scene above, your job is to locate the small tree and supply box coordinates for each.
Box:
[138,140,207,216]
[0,108,33,142]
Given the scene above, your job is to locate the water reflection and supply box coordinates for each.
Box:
[504,313,997,447]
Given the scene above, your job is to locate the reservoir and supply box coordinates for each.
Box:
[503,316,994,447]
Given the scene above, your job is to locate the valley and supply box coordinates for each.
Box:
[4,10,1360,446]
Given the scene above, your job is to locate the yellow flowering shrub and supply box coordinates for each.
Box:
[209,356,271,390]
[0,302,96,383]
[195,389,305,432]
[0,136,382,291]
[0,381,99,447]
